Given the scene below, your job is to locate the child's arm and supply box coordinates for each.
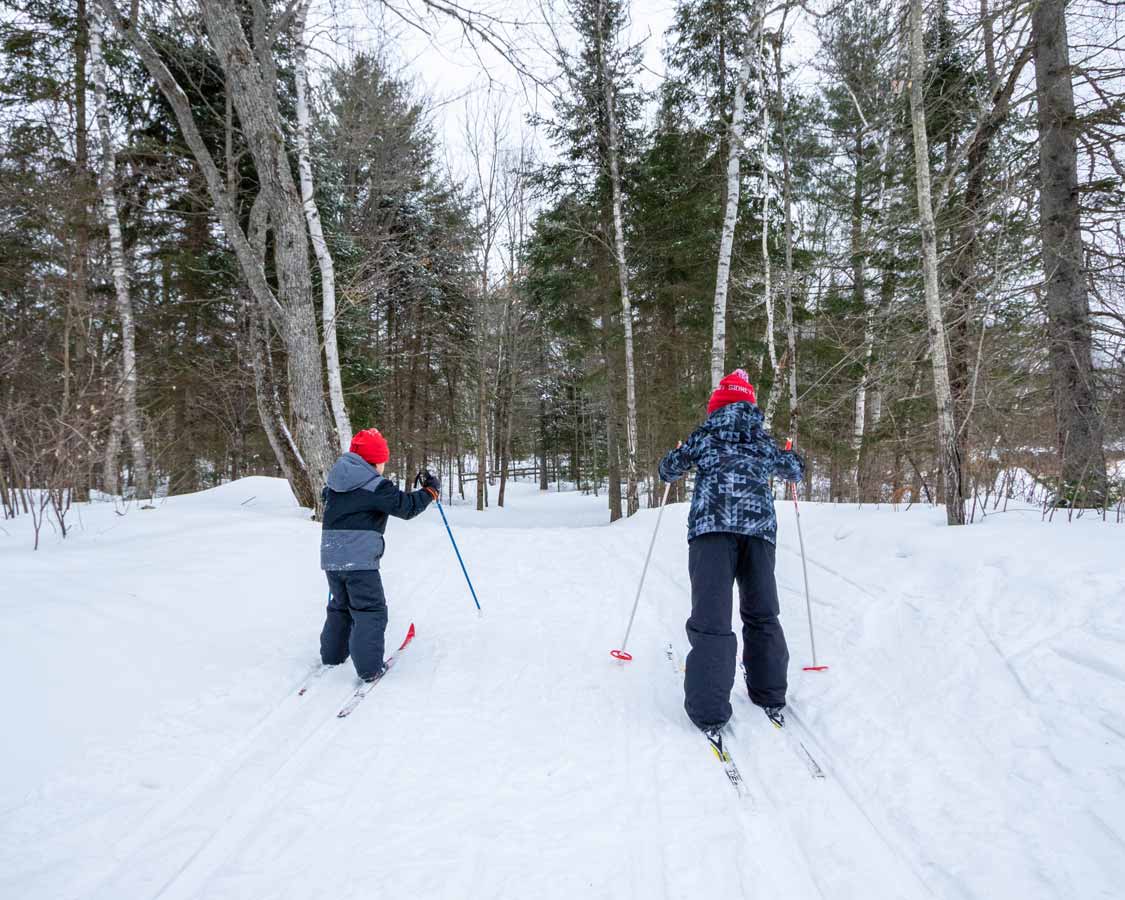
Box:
[365,479,434,520]
[659,435,698,483]
[766,437,805,483]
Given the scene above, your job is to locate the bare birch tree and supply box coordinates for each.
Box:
[90,4,150,501]
[907,0,964,525]
[771,16,800,440]
[295,0,351,451]
[711,1,767,391]
[758,26,778,385]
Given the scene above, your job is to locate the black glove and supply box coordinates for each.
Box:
[419,469,441,500]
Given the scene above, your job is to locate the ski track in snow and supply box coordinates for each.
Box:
[3,479,1124,899]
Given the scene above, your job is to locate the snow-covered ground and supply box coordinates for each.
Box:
[2,478,1123,900]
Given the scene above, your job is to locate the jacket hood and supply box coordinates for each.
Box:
[700,401,764,442]
[327,452,383,492]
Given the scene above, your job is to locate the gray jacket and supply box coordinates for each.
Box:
[319,453,433,571]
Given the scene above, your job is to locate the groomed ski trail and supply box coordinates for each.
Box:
[656,569,933,899]
[71,664,371,900]
[7,479,1124,900]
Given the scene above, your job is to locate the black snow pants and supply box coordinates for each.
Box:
[321,569,388,680]
[684,532,789,730]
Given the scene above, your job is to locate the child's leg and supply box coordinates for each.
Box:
[684,533,739,730]
[736,537,789,707]
[343,569,388,680]
[320,574,353,665]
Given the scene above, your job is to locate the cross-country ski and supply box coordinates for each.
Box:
[336,623,416,718]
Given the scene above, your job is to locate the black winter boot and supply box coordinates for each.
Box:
[763,705,785,728]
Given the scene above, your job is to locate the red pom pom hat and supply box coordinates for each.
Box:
[707,369,757,415]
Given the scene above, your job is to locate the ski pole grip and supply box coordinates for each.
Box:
[785,439,793,451]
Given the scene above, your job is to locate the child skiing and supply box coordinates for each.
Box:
[658,369,805,735]
[319,428,441,681]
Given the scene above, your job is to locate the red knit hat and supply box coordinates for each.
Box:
[707,368,757,415]
[350,428,390,466]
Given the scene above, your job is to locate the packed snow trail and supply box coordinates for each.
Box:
[2,478,1123,899]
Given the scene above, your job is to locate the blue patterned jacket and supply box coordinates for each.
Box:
[658,402,805,544]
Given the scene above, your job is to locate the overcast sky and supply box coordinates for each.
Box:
[308,0,823,187]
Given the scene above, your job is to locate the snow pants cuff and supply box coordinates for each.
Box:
[684,627,737,730]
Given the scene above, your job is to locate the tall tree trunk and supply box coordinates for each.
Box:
[404,306,423,481]
[498,302,518,508]
[477,305,489,511]
[596,0,639,516]
[1032,0,1107,504]
[711,1,766,390]
[90,6,150,501]
[538,327,549,492]
[295,0,351,451]
[981,0,996,83]
[759,25,778,384]
[602,280,623,522]
[103,412,122,496]
[908,0,964,525]
[773,24,799,440]
[65,0,90,427]
[246,195,316,508]
[248,301,315,508]
[847,121,869,500]
[851,312,875,499]
[946,39,1034,504]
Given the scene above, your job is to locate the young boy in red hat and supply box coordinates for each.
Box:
[658,369,805,736]
[319,428,441,681]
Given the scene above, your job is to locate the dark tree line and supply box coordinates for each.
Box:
[2,0,1122,543]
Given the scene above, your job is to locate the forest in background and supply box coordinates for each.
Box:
[2,0,1123,543]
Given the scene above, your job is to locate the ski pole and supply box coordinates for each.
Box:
[611,481,672,662]
[785,439,827,672]
[435,498,482,615]
[419,471,482,615]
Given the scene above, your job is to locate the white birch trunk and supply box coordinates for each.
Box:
[850,315,875,494]
[711,2,765,390]
[772,18,799,440]
[103,411,123,496]
[295,1,350,451]
[759,24,777,376]
[908,0,964,525]
[712,50,753,390]
[597,0,638,516]
[90,7,150,501]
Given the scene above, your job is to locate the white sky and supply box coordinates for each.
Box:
[308,0,823,187]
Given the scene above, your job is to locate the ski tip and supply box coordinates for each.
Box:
[406,622,416,639]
